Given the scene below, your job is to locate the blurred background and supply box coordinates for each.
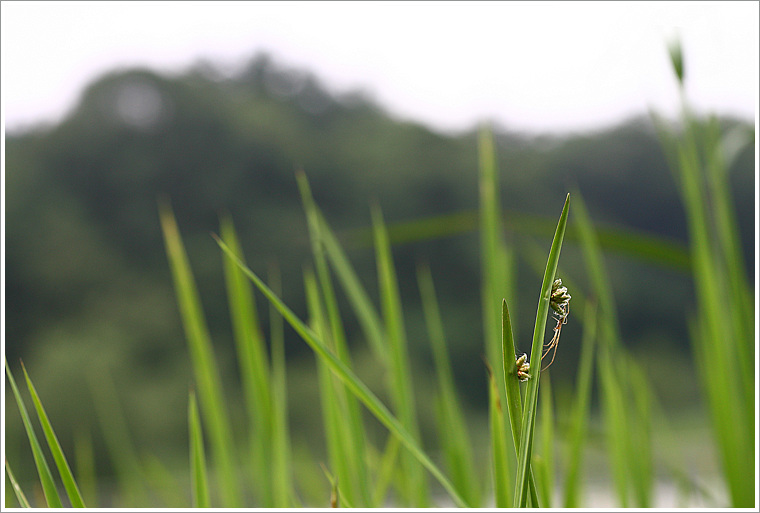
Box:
[3,1,757,507]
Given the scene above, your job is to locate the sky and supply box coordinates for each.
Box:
[1,1,758,135]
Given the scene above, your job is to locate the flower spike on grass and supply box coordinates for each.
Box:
[515,353,532,382]
[542,278,571,371]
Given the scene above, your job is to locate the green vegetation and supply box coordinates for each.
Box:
[5,46,755,507]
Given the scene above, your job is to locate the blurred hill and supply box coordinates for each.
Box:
[4,52,754,481]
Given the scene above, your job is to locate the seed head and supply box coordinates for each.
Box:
[550,278,571,318]
[515,353,531,382]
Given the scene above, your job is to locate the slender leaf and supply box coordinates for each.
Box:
[5,359,63,508]
[299,173,372,506]
[372,204,429,506]
[478,126,514,401]
[536,373,554,507]
[213,234,469,508]
[514,194,569,507]
[159,201,240,507]
[341,209,691,273]
[219,215,273,506]
[417,263,480,507]
[627,360,654,507]
[659,106,754,507]
[188,391,210,508]
[500,299,540,507]
[5,460,32,508]
[268,263,296,507]
[573,191,655,507]
[562,302,597,507]
[488,365,511,507]
[370,432,401,506]
[21,363,86,507]
[142,452,186,507]
[296,171,387,365]
[73,428,97,507]
[304,267,358,507]
[87,367,148,506]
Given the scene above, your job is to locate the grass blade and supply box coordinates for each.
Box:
[21,362,86,507]
[142,452,186,507]
[417,263,480,507]
[370,432,401,506]
[268,263,296,507]
[73,428,97,507]
[488,364,511,507]
[159,200,241,507]
[627,359,654,507]
[5,358,63,508]
[5,460,32,508]
[478,126,515,401]
[87,366,149,506]
[371,203,429,506]
[536,373,554,507]
[213,234,469,508]
[219,214,273,506]
[656,100,754,506]
[298,173,372,506]
[188,390,210,508]
[304,267,360,507]
[500,300,540,508]
[573,191,656,507]
[514,194,570,507]
[573,192,630,505]
[562,302,597,507]
[341,208,691,273]
[296,171,387,365]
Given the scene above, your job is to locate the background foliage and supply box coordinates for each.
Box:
[4,52,755,501]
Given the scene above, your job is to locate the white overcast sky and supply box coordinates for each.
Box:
[1,1,758,135]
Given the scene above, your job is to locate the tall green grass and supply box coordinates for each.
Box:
[653,39,755,507]
[5,44,752,508]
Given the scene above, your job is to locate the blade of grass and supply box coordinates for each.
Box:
[219,214,273,506]
[298,173,372,506]
[573,192,633,506]
[573,191,656,507]
[304,267,359,507]
[653,55,754,502]
[513,193,569,507]
[626,359,654,507]
[341,209,691,273]
[370,431,401,506]
[562,302,597,507]
[159,200,240,508]
[371,203,429,507]
[500,300,540,507]
[188,390,210,508]
[417,263,481,507]
[213,234,469,508]
[142,452,186,507]
[73,428,97,507]
[478,125,515,402]
[296,171,387,366]
[268,262,296,508]
[5,358,63,508]
[86,366,149,506]
[5,460,32,508]
[704,119,753,345]
[487,364,511,507]
[536,373,554,507]
[21,362,86,508]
